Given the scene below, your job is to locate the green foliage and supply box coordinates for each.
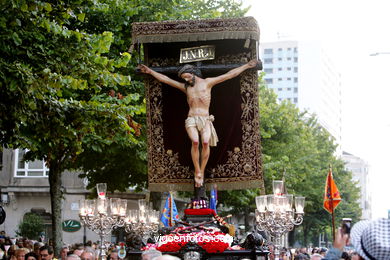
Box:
[0,0,248,252]
[218,73,361,245]
[16,213,44,240]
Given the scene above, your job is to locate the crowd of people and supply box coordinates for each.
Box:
[0,233,178,260]
[1,218,389,260]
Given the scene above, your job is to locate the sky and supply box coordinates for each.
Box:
[244,0,390,219]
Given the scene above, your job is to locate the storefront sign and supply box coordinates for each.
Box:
[62,219,81,232]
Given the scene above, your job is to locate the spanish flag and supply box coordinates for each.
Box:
[323,169,342,213]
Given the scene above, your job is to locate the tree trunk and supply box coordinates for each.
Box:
[244,207,250,232]
[48,162,63,257]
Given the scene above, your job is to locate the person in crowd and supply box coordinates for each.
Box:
[15,249,29,260]
[24,252,39,260]
[107,249,118,260]
[58,247,69,260]
[65,255,80,260]
[79,247,95,260]
[324,218,390,260]
[71,245,84,258]
[141,249,162,260]
[319,248,327,258]
[310,253,323,260]
[296,247,310,260]
[32,243,42,259]
[153,255,180,260]
[39,246,54,260]
[7,245,18,260]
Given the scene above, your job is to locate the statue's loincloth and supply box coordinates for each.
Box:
[185,115,219,147]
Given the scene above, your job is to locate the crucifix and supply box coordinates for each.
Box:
[132,17,264,195]
[138,59,260,191]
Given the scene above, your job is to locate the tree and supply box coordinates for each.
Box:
[1,1,141,254]
[218,74,361,245]
[16,213,44,240]
[0,0,248,255]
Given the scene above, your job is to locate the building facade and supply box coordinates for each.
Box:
[0,149,145,244]
[260,40,342,150]
[342,151,372,220]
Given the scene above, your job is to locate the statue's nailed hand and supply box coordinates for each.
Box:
[137,64,151,74]
[247,59,259,68]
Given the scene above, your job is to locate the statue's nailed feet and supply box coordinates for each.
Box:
[195,172,204,187]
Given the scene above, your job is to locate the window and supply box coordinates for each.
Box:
[294,47,298,53]
[287,57,292,61]
[265,78,273,84]
[264,48,273,54]
[278,48,282,51]
[14,149,49,177]
[287,88,291,91]
[278,57,282,61]
[287,48,291,51]
[294,77,298,83]
[264,58,273,64]
[294,57,298,62]
[278,67,282,71]
[294,67,298,73]
[294,87,298,93]
[294,98,298,103]
[264,68,273,74]
[278,88,282,91]
[287,77,291,81]
[287,67,292,71]
[278,78,282,81]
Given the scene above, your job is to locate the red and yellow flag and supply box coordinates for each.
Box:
[323,169,342,213]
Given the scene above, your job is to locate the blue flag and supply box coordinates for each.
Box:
[160,192,179,227]
[210,187,218,213]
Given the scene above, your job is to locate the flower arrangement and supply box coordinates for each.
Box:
[155,227,233,253]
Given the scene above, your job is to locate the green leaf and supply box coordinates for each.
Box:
[77,13,86,22]
[12,32,22,46]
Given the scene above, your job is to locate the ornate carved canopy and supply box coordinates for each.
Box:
[132,17,263,191]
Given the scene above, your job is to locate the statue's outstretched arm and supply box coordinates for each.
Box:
[138,64,186,93]
[206,59,259,87]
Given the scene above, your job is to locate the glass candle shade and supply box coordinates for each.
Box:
[255,195,267,212]
[96,183,107,199]
[97,198,108,215]
[274,196,287,213]
[128,209,138,224]
[119,199,127,217]
[139,210,147,224]
[273,180,284,196]
[266,195,275,211]
[138,199,146,212]
[85,199,96,216]
[110,198,121,216]
[295,196,305,214]
[285,194,294,211]
[79,200,87,216]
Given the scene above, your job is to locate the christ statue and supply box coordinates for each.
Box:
[138,59,258,187]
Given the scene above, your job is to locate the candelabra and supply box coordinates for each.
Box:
[79,183,127,260]
[124,199,160,237]
[255,180,305,258]
[79,183,160,259]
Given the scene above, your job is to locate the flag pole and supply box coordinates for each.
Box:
[331,196,336,241]
[170,191,174,227]
[329,165,336,241]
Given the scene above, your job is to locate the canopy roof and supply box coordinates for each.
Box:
[131,17,259,44]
